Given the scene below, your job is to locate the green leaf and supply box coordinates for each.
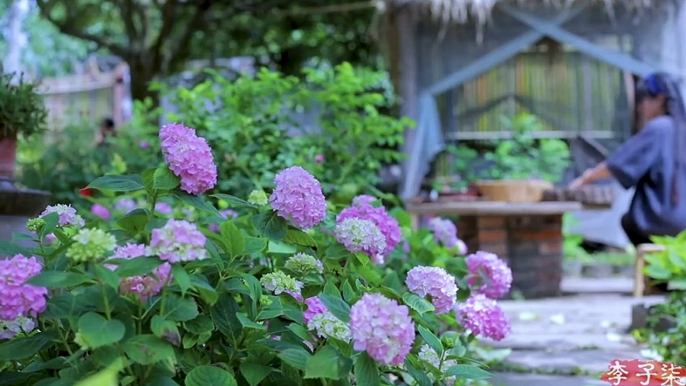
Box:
[184,315,214,335]
[304,345,352,380]
[124,335,175,365]
[87,175,145,192]
[161,294,199,322]
[318,293,351,323]
[342,280,356,303]
[212,194,258,209]
[644,265,672,280]
[211,293,243,342]
[172,265,192,295]
[174,191,220,216]
[445,364,493,380]
[78,312,126,348]
[146,377,181,386]
[0,331,57,360]
[153,164,181,191]
[278,348,311,371]
[405,357,433,386]
[402,292,435,315]
[191,275,219,306]
[668,278,686,290]
[267,241,298,254]
[40,212,60,238]
[73,360,123,386]
[240,363,273,386]
[26,271,91,288]
[95,264,121,290]
[151,316,181,347]
[220,221,246,258]
[243,237,267,254]
[184,365,237,386]
[236,313,266,330]
[252,212,288,240]
[113,257,161,277]
[116,209,150,236]
[354,352,380,386]
[283,229,317,248]
[325,244,352,260]
[0,241,35,258]
[287,324,316,343]
[418,325,443,356]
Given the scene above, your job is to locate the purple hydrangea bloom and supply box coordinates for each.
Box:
[106,243,172,302]
[155,202,173,215]
[115,198,137,213]
[91,204,111,220]
[159,123,217,195]
[335,218,387,259]
[352,195,378,207]
[350,293,415,365]
[337,197,401,257]
[304,297,328,324]
[456,294,511,341]
[405,266,458,314]
[0,255,48,321]
[466,251,512,299]
[209,209,239,233]
[428,217,460,249]
[269,166,327,230]
[40,204,85,228]
[148,219,207,263]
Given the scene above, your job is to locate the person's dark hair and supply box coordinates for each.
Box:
[637,72,686,204]
[101,117,115,133]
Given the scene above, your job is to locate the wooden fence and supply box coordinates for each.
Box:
[37,63,129,132]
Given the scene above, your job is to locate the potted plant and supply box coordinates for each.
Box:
[0,72,48,182]
[476,112,572,203]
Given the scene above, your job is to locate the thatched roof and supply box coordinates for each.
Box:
[384,0,657,25]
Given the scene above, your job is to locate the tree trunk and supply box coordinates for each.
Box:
[127,56,160,108]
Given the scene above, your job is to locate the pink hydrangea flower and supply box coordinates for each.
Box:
[337,196,401,257]
[159,123,218,195]
[304,297,328,324]
[209,209,239,233]
[350,293,415,365]
[139,141,150,149]
[456,239,468,255]
[155,202,173,215]
[405,266,458,314]
[115,198,137,213]
[148,219,207,263]
[0,255,48,321]
[91,204,111,220]
[466,251,512,299]
[106,243,172,302]
[40,204,85,227]
[428,217,461,249]
[315,155,324,164]
[269,166,327,230]
[335,218,387,258]
[352,195,378,207]
[456,294,511,341]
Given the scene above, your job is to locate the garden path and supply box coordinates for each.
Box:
[485,277,665,386]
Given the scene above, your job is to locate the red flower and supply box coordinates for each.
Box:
[79,188,94,197]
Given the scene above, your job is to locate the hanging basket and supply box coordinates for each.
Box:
[474,179,553,203]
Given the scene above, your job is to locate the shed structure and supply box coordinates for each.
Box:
[378,0,686,202]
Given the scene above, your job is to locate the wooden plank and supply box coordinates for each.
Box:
[405,201,582,216]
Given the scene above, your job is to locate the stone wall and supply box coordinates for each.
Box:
[458,214,564,298]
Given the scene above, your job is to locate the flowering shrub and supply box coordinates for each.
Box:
[0,126,512,385]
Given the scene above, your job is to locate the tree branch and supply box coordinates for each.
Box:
[167,0,213,71]
[36,0,131,57]
[150,0,179,71]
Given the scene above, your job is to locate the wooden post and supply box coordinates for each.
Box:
[634,244,667,298]
[397,6,418,156]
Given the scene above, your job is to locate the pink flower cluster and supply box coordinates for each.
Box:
[335,218,387,258]
[40,204,85,227]
[304,297,327,324]
[405,266,458,314]
[337,195,401,257]
[456,294,511,341]
[149,219,208,263]
[107,243,172,302]
[0,255,48,321]
[350,293,415,365]
[269,166,327,230]
[466,251,512,299]
[91,204,111,220]
[427,217,467,254]
[159,123,217,195]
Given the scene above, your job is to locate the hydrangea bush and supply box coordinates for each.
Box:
[0,124,512,386]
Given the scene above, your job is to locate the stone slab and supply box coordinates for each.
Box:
[405,201,582,216]
[492,372,607,386]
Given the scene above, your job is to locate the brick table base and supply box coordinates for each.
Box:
[458,215,564,299]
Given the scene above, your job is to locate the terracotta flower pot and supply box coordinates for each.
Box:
[0,136,17,180]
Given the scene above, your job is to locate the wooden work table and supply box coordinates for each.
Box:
[407,201,584,299]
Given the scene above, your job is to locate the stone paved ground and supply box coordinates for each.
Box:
[483,277,666,386]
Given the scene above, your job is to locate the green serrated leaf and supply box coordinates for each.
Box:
[354,352,380,386]
[252,212,288,240]
[172,265,191,295]
[402,292,435,314]
[240,363,273,386]
[445,364,493,380]
[212,194,258,209]
[283,229,317,248]
[116,209,150,236]
[236,313,266,330]
[153,165,181,191]
[87,175,145,192]
[124,335,175,365]
[220,221,246,258]
[184,365,236,386]
[304,345,351,380]
[318,293,351,323]
[78,312,126,349]
[418,325,443,356]
[26,271,91,288]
